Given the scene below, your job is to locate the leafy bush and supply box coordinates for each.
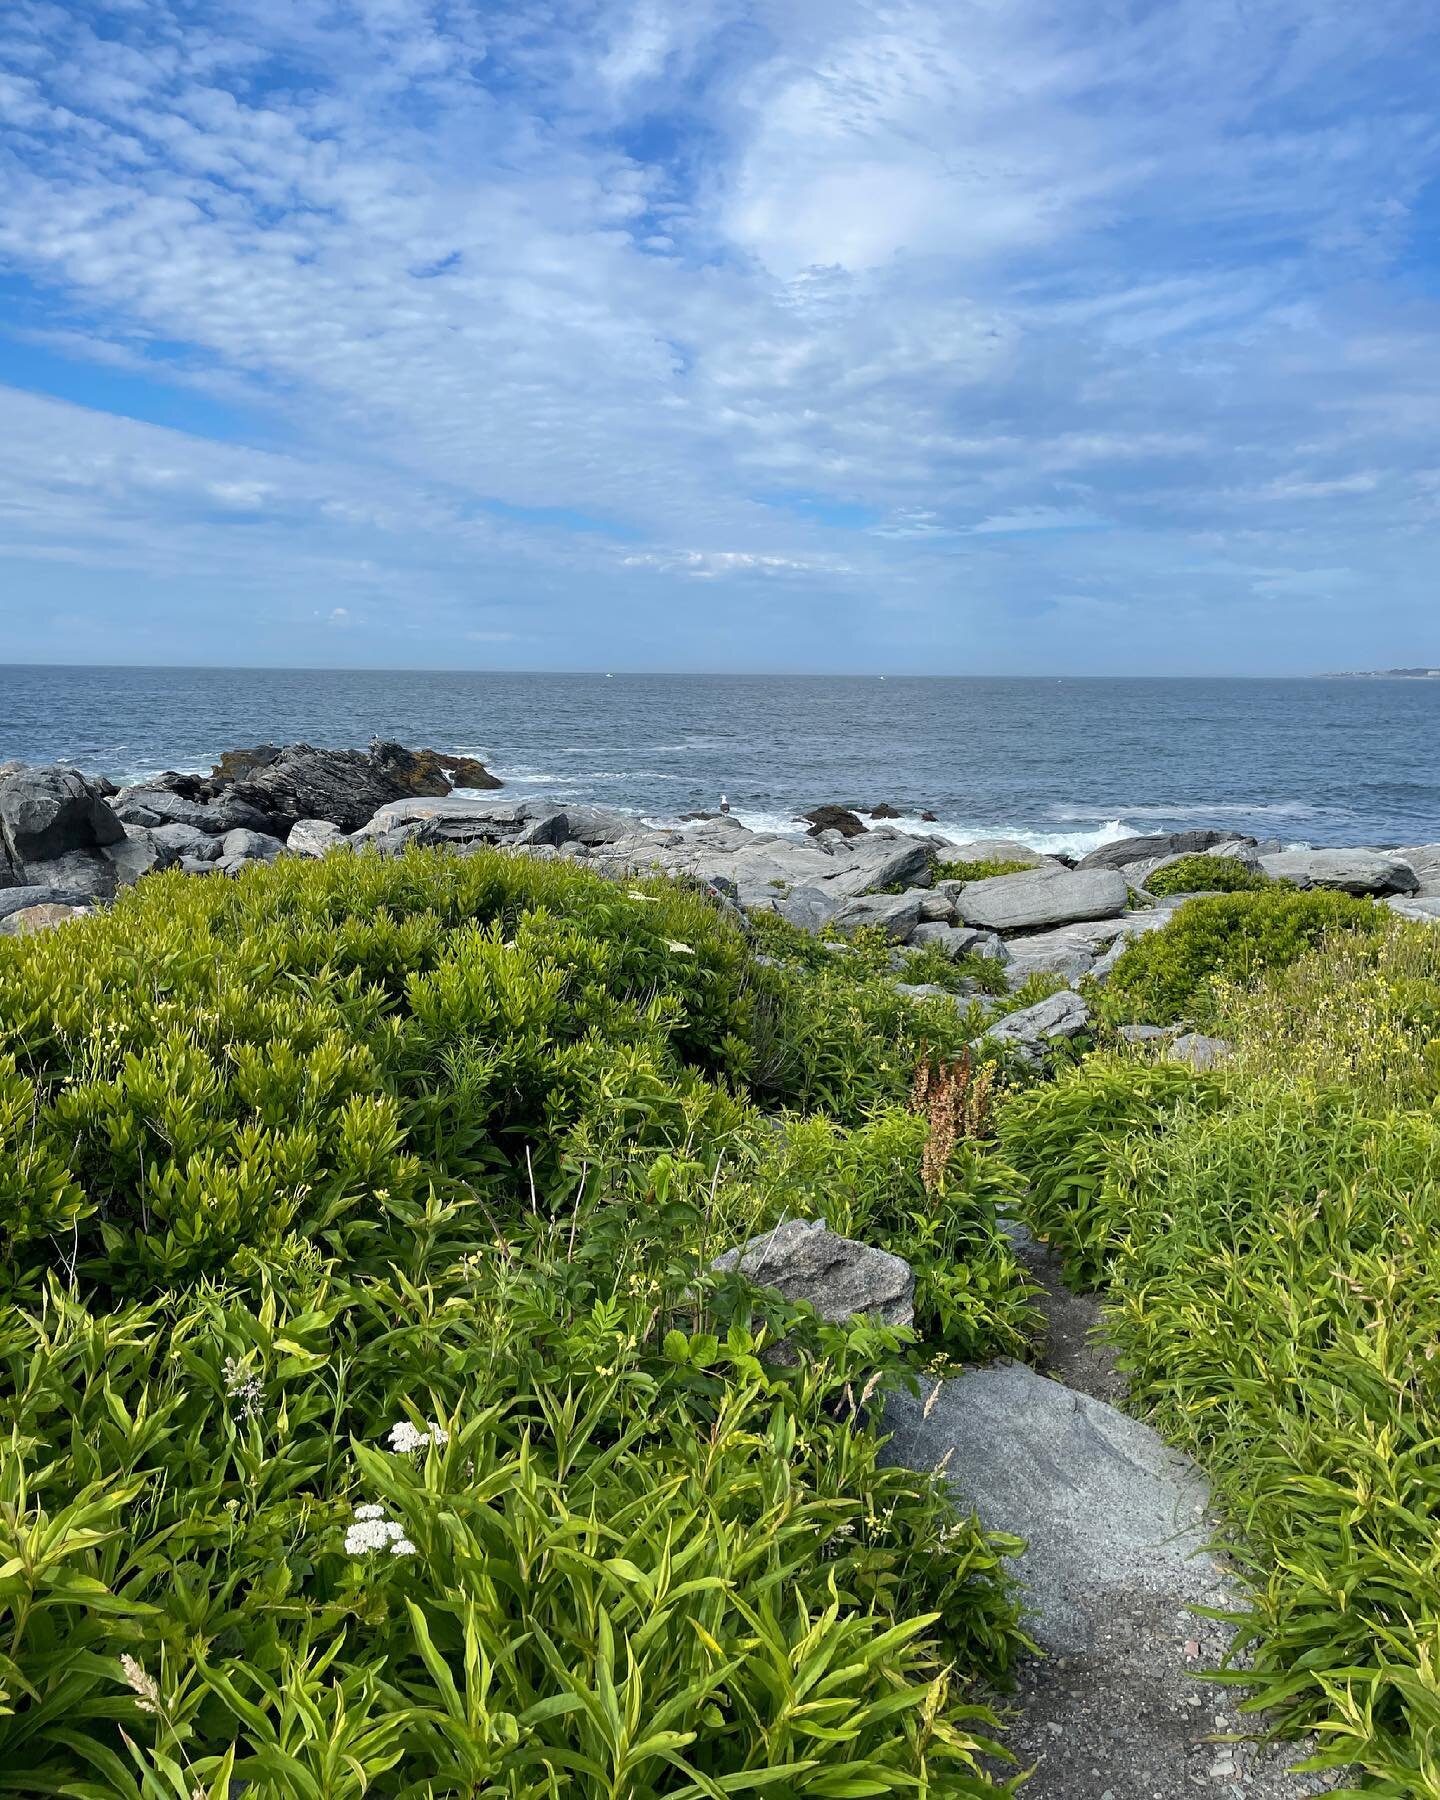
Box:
[900,939,1009,997]
[1094,888,1384,1027]
[0,847,1031,1793]
[933,857,1034,885]
[1143,854,1268,897]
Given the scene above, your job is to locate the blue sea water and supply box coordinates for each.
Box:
[2,666,1437,854]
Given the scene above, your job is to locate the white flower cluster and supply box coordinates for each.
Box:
[386,1419,448,1455]
[344,1501,415,1558]
[222,1355,263,1419]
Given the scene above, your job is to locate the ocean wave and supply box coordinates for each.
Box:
[642,806,1143,860]
[1048,801,1321,822]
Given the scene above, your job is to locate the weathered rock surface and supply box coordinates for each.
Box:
[21,849,119,901]
[1390,844,1440,895]
[885,1364,1211,1652]
[940,837,1056,869]
[997,919,1128,987]
[1166,1032,1231,1069]
[976,989,1091,1062]
[287,818,348,857]
[112,776,276,836]
[102,824,179,886]
[1257,847,1419,896]
[219,740,500,834]
[221,828,286,862]
[0,884,84,921]
[955,866,1129,933]
[711,1219,914,1328]
[1388,894,1440,923]
[829,889,927,942]
[1078,829,1240,871]
[0,901,91,937]
[0,767,124,877]
[910,922,1007,962]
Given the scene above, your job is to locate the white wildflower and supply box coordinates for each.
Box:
[344,1501,416,1559]
[386,1419,448,1455]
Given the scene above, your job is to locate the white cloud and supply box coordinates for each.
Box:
[0,0,1436,668]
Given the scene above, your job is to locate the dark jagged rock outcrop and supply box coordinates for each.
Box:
[116,741,504,837]
[802,805,868,838]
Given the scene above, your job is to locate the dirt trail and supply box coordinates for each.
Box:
[886,1222,1350,1798]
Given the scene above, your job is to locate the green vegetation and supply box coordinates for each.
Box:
[1001,908,1440,1791]
[1093,887,1383,1027]
[931,857,1033,885]
[0,848,1031,1796]
[9,836,1439,1793]
[1143,853,1269,897]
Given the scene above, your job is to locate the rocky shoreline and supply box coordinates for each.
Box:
[4,740,1438,1058]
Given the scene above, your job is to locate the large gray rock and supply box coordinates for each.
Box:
[1167,1032,1231,1069]
[354,795,536,847]
[1388,895,1440,924]
[774,885,841,931]
[976,989,1091,1063]
[1391,844,1440,896]
[112,778,275,837]
[0,767,124,873]
[0,884,83,922]
[221,828,286,862]
[711,1218,914,1328]
[287,818,348,857]
[997,919,1131,988]
[513,809,571,848]
[101,824,178,886]
[956,866,1129,933]
[555,803,635,847]
[829,889,927,942]
[216,740,500,834]
[20,849,118,902]
[937,837,1056,869]
[910,922,1007,962]
[883,1364,1211,1653]
[1078,829,1240,871]
[148,821,223,862]
[1257,847,1419,896]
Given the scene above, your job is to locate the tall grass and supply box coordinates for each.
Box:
[1003,913,1440,1792]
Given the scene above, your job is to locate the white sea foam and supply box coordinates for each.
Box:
[640,804,1143,860]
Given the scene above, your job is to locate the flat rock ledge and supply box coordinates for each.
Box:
[884,1367,1347,1798]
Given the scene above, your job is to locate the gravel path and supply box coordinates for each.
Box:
[884,1223,1352,1798]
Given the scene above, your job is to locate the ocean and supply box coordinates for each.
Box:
[3,666,1438,855]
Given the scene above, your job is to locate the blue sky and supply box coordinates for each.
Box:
[1,0,1438,673]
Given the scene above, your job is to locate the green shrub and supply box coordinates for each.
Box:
[1094,888,1384,1027]
[0,848,1031,1793]
[933,857,1034,885]
[900,940,1009,997]
[996,1057,1222,1287]
[1143,854,1268,897]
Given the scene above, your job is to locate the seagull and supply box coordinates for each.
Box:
[720,793,731,814]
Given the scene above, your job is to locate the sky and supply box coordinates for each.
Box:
[0,0,1438,674]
